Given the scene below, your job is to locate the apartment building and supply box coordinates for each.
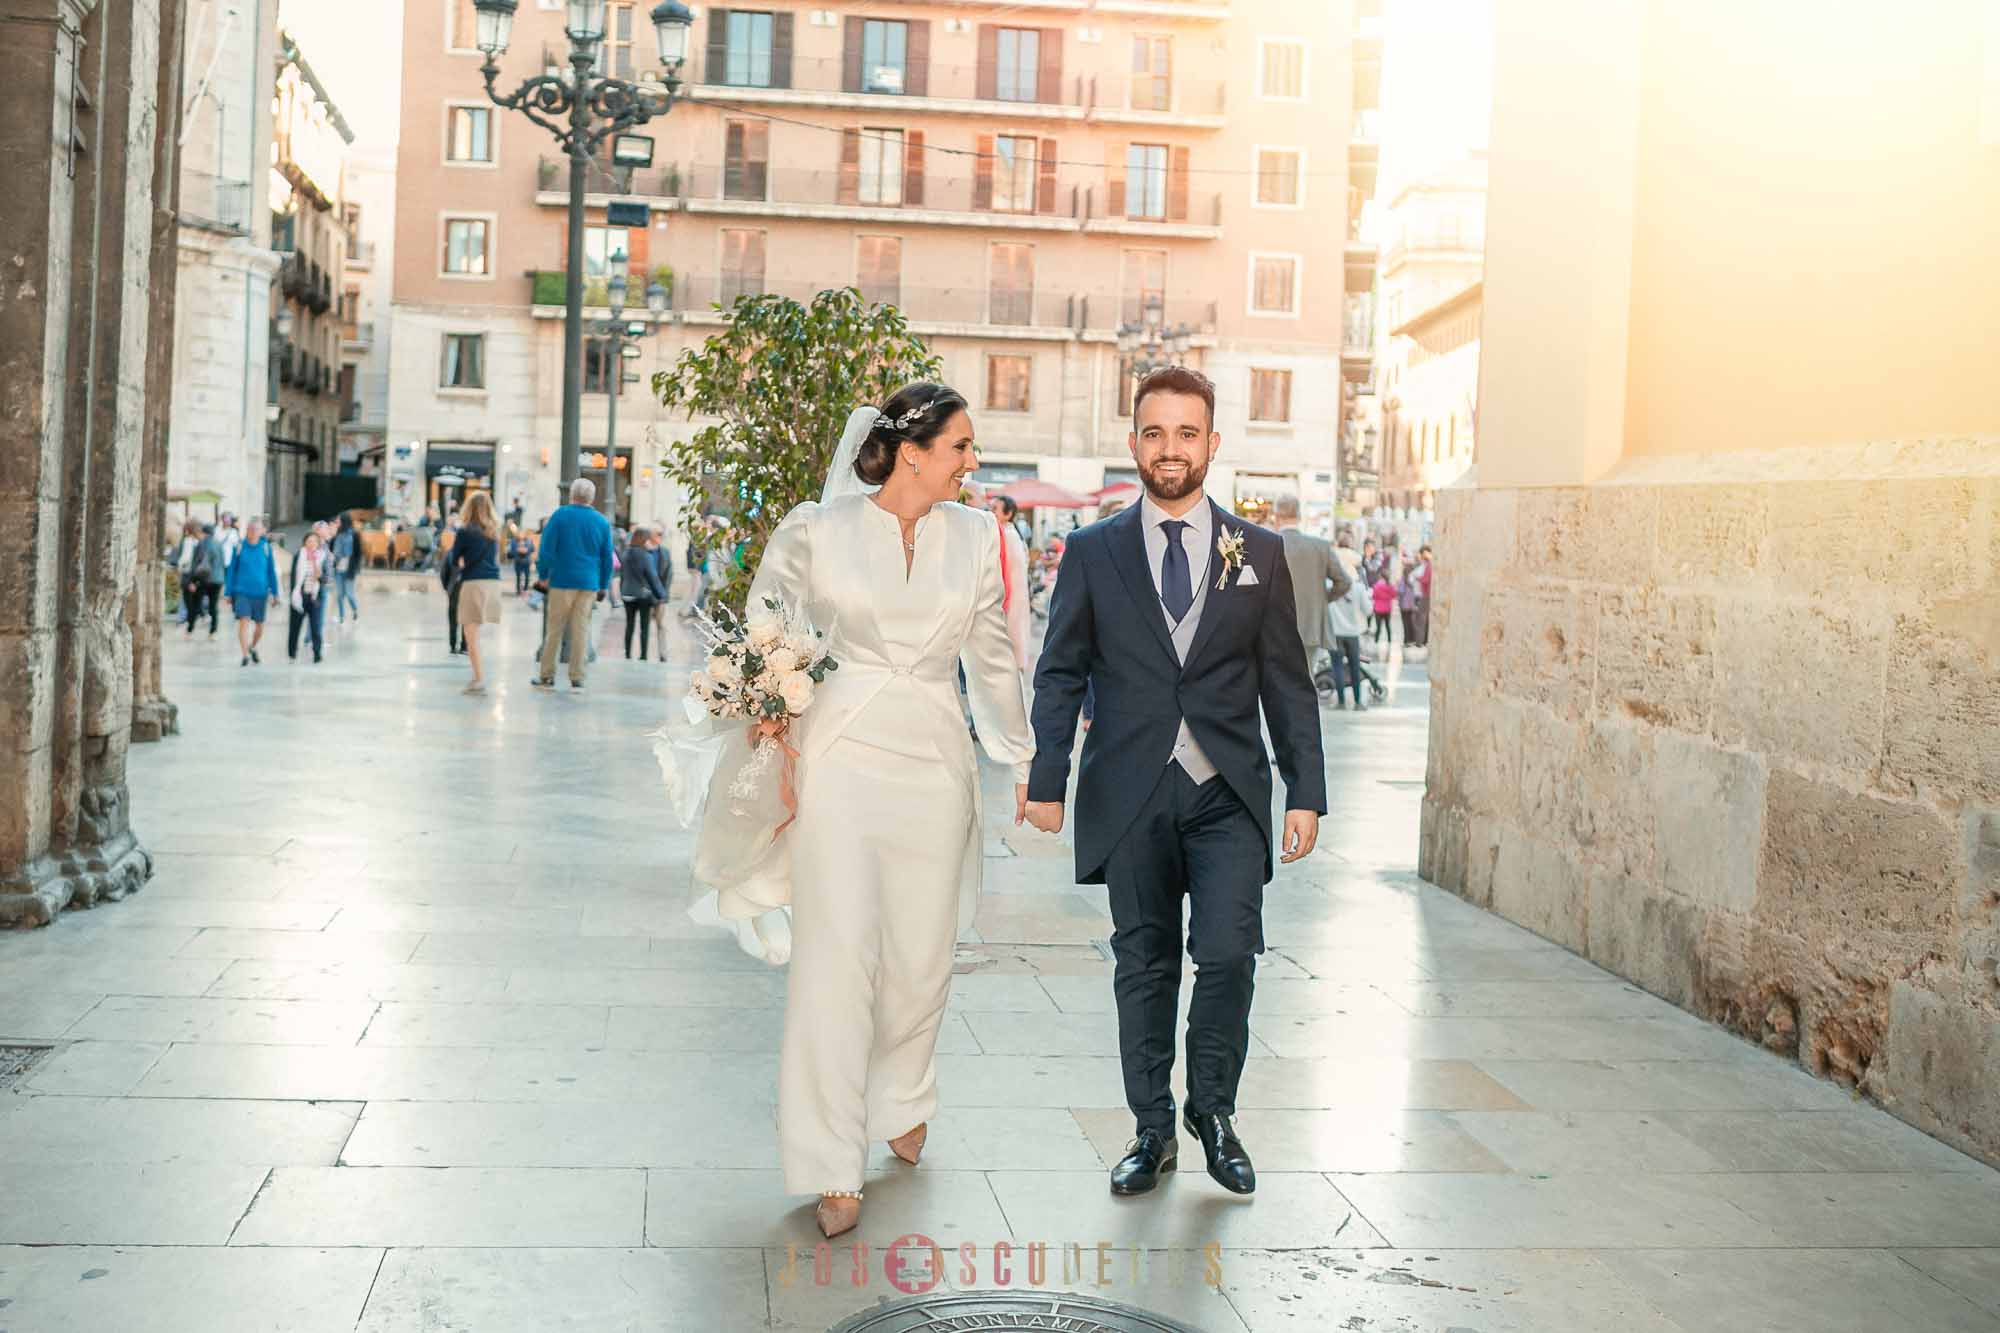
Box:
[391,0,1366,530]
[167,0,282,520]
[267,32,356,524]
[339,148,398,487]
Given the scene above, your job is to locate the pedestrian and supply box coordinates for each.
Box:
[450,492,502,694]
[509,525,535,595]
[985,494,1033,671]
[646,528,672,656]
[411,517,436,573]
[619,526,669,659]
[225,517,280,665]
[173,520,206,629]
[1326,537,1378,710]
[284,528,329,663]
[1371,571,1397,645]
[216,513,242,575]
[1271,495,1351,699]
[330,512,361,623]
[1413,544,1434,648]
[530,476,614,690]
[680,530,705,618]
[438,518,465,655]
[1398,563,1420,645]
[189,523,225,636]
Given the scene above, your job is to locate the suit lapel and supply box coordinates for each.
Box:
[1180,499,1237,674]
[1105,503,1180,668]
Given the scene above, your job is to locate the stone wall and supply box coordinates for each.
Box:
[1420,441,2000,1163]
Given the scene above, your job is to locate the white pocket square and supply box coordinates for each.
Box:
[1235,567,1259,586]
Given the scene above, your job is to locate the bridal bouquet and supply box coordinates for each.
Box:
[653,597,837,909]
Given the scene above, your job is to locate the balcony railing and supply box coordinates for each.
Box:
[180,170,251,232]
[1093,295,1220,335]
[1085,187,1223,229]
[682,164,1083,221]
[530,268,1082,330]
[1084,74,1226,117]
[693,53,1088,109]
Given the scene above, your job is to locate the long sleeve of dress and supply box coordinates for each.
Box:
[961,518,1035,784]
[748,502,816,611]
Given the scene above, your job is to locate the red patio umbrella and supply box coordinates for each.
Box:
[1090,481,1141,506]
[998,478,1091,510]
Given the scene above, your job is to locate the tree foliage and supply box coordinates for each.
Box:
[653,287,941,616]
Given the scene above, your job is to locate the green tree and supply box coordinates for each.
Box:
[653,287,940,615]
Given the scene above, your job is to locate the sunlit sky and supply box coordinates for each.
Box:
[278,0,402,150]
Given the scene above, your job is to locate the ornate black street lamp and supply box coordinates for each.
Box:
[473,0,692,492]
[1116,292,1195,379]
[591,273,670,524]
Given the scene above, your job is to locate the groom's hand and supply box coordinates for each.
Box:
[1024,800,1065,835]
[1279,810,1320,863]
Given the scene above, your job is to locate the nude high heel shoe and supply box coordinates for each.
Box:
[817,1192,861,1238]
[889,1123,927,1166]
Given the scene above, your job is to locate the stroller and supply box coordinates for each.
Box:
[1314,647,1388,703]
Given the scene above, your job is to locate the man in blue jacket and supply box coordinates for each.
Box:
[532,477,615,689]
[223,517,282,666]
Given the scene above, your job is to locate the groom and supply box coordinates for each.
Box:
[1025,366,1325,1198]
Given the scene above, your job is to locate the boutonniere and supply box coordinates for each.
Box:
[1215,527,1247,591]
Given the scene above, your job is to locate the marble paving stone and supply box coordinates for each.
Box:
[329,903,583,936]
[1376,979,1679,1020]
[1448,1110,1726,1174]
[232,1167,647,1247]
[931,1054,1131,1108]
[767,1254,956,1333]
[644,1167,1011,1249]
[1231,1057,1531,1111]
[505,966,786,1007]
[0,990,103,1041]
[945,973,1064,1012]
[0,1245,384,1333]
[202,959,512,1003]
[1034,974,1405,1020]
[862,1107,1104,1172]
[95,899,341,931]
[411,931,653,970]
[1602,1248,2000,1333]
[1247,1013,1734,1063]
[357,1001,609,1048]
[144,833,288,857]
[64,994,378,1046]
[0,924,200,960]
[1899,1250,2000,1321]
[985,1170,1388,1250]
[646,936,785,971]
[1216,1248,1688,1333]
[339,1100,776,1169]
[16,1040,167,1095]
[1478,1058,1862,1112]
[1414,945,1623,982]
[0,1096,359,1166]
[273,877,512,907]
[135,874,286,903]
[132,1042,493,1102]
[0,1164,269,1244]
[603,1004,786,1052]
[1654,1109,1992,1173]
[175,927,423,963]
[1704,1171,2000,1246]
[577,901,717,940]
[476,1047,781,1105]
[357,1247,769,1333]
[0,956,232,997]
[1270,945,1438,983]
[948,944,1115,976]
[960,1010,1126,1057]
[1331,1171,1787,1249]
[942,1246,1253,1333]
[1071,1105,1507,1174]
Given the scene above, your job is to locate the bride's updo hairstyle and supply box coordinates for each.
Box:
[853,382,970,486]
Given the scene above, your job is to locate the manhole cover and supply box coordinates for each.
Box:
[829,1292,1205,1333]
[0,1046,53,1090]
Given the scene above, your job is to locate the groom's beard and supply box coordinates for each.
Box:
[1139,455,1208,503]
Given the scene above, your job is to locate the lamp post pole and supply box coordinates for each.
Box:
[593,277,668,525]
[474,0,693,489]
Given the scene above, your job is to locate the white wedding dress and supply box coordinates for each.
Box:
[738,490,1033,1196]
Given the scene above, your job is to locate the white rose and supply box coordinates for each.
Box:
[782,630,817,659]
[708,653,742,687]
[689,670,713,699]
[746,614,783,649]
[778,671,815,715]
[764,646,800,675]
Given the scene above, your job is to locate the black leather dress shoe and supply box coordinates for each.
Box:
[1109,1128,1178,1195]
[1184,1111,1256,1195]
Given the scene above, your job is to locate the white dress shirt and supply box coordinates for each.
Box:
[1138,492,1220,784]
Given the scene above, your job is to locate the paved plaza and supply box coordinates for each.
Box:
[2,577,1998,1332]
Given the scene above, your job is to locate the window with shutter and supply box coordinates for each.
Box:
[992,136,1037,213]
[1121,249,1167,325]
[450,0,479,50]
[1249,254,1299,315]
[860,20,909,93]
[1249,369,1292,423]
[594,3,636,78]
[583,226,630,279]
[994,28,1040,102]
[857,236,901,308]
[1259,39,1306,100]
[446,106,493,163]
[1255,149,1302,207]
[720,229,766,303]
[724,11,775,86]
[723,119,769,200]
[1125,144,1167,220]
[1131,35,1171,110]
[442,218,489,275]
[988,243,1034,326]
[986,354,1032,412]
[857,129,905,205]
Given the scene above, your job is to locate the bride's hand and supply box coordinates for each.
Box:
[1013,783,1028,826]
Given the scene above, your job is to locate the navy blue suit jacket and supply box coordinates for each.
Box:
[1029,499,1327,885]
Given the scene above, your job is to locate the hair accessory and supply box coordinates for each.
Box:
[874,401,931,433]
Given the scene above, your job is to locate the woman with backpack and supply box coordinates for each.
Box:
[619,526,669,660]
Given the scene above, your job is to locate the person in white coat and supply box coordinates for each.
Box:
[700,384,1033,1241]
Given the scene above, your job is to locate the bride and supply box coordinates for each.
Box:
[698,382,1033,1239]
